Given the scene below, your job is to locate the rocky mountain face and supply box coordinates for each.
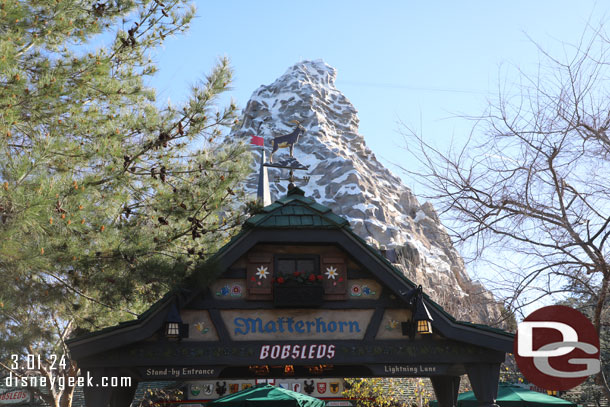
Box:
[234,59,502,325]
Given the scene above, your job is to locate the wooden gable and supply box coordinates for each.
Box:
[66,187,514,407]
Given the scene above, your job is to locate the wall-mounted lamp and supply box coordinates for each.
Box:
[399,285,433,339]
[165,322,181,338]
[164,302,189,340]
[413,293,433,334]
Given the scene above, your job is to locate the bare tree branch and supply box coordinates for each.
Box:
[400,23,610,400]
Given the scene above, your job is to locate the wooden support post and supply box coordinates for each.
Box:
[81,368,138,407]
[82,368,111,407]
[109,380,138,407]
[465,363,501,407]
[430,375,461,407]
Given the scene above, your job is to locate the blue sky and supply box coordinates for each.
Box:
[150,1,607,192]
[144,1,609,313]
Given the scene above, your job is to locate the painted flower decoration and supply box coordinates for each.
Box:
[386,319,399,330]
[231,284,242,297]
[256,265,269,279]
[195,322,209,334]
[325,266,338,279]
[216,285,230,296]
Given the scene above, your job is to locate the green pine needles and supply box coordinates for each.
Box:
[0,1,251,405]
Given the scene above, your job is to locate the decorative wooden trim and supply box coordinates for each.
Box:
[364,307,387,341]
[322,255,347,299]
[248,254,272,262]
[322,257,344,264]
[347,269,370,278]
[208,309,230,343]
[246,252,273,298]
[220,269,246,278]
[187,297,387,310]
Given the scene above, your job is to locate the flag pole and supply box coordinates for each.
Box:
[251,134,271,206]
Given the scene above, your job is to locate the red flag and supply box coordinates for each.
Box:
[250,134,264,146]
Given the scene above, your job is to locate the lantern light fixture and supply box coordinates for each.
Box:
[399,285,434,339]
[165,322,180,338]
[164,302,188,340]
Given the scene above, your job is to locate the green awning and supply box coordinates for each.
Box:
[430,384,577,407]
[207,384,326,407]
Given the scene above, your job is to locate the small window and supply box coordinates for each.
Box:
[274,255,319,278]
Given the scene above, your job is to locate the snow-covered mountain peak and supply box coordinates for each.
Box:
[234,60,503,325]
[280,59,337,87]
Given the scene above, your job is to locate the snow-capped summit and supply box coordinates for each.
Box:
[281,59,338,87]
[234,60,502,324]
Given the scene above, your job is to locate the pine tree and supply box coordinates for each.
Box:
[0,1,251,406]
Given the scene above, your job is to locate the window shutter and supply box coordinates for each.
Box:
[247,253,273,297]
[321,256,347,299]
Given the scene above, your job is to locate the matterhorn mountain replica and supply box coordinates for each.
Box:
[234,59,502,324]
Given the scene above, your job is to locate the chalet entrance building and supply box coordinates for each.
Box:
[67,188,513,407]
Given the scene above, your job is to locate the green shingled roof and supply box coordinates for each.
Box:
[245,187,349,229]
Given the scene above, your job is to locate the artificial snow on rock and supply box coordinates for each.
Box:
[233,59,502,325]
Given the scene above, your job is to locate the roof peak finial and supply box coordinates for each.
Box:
[287,186,305,196]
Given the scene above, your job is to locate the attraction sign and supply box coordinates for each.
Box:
[220,309,373,340]
[0,389,31,405]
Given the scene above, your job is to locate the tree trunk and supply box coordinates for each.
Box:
[60,386,75,407]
